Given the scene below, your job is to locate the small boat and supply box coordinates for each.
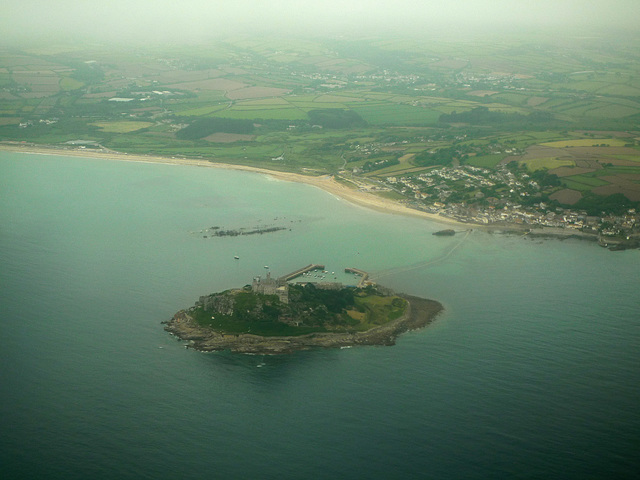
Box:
[264,265,269,269]
[234,256,239,260]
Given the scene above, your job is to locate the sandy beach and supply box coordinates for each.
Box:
[1,143,465,227]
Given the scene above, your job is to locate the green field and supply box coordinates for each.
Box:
[353,103,441,125]
[521,157,575,172]
[1,34,639,210]
[59,77,84,91]
[465,154,506,168]
[562,176,610,191]
[192,286,407,336]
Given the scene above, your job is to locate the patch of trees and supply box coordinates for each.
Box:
[176,118,254,140]
[0,118,101,140]
[307,109,367,129]
[69,61,105,85]
[290,284,355,314]
[361,158,400,173]
[530,169,561,188]
[573,193,639,216]
[413,146,457,167]
[439,106,555,128]
[59,100,137,118]
[518,192,551,207]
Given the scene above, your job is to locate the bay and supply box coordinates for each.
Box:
[1,152,639,479]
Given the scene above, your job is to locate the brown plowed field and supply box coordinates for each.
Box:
[593,185,640,201]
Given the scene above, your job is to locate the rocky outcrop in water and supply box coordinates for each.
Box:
[433,229,456,236]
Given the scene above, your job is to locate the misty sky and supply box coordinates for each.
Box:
[3,0,639,44]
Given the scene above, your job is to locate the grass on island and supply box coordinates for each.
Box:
[191,286,408,336]
[194,309,326,337]
[353,293,407,328]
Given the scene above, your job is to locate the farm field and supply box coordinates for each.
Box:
[521,157,575,172]
[1,33,639,212]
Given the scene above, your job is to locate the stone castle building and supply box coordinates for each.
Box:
[252,272,289,304]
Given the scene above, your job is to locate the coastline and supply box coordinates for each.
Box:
[2,143,623,247]
[163,294,444,354]
[0,143,465,227]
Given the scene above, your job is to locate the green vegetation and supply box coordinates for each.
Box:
[521,157,574,172]
[2,34,639,212]
[192,284,408,336]
[89,121,154,133]
[540,139,630,148]
[464,154,505,168]
[439,107,557,128]
[574,192,639,216]
[175,117,255,139]
[307,109,367,129]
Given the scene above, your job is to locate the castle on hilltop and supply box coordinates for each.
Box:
[252,272,289,304]
[251,263,371,305]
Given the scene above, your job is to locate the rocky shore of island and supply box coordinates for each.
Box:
[163,294,443,354]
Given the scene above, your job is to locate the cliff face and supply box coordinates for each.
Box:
[164,295,443,354]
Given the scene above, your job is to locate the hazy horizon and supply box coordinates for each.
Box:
[3,0,640,45]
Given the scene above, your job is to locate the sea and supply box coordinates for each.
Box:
[1,151,639,480]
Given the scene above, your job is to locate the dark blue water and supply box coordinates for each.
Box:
[1,152,639,479]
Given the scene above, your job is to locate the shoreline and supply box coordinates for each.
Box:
[0,143,622,247]
[0,142,465,227]
[163,294,444,354]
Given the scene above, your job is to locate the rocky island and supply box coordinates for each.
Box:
[164,266,443,354]
[433,229,456,236]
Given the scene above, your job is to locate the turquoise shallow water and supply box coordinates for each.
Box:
[1,152,639,479]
